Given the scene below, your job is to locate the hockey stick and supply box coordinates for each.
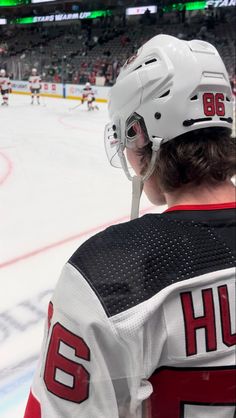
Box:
[69,101,83,111]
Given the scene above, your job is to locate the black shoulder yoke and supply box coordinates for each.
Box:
[69,214,236,317]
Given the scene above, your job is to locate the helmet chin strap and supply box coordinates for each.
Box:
[120,137,162,219]
[131,175,143,220]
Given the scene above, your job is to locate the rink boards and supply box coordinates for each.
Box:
[11,80,110,102]
[11,81,236,137]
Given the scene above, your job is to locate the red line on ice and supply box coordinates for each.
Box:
[0,151,12,186]
[0,206,155,269]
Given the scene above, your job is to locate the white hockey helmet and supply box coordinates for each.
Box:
[85,82,91,88]
[0,69,6,76]
[104,34,233,219]
[32,68,37,74]
[105,34,233,175]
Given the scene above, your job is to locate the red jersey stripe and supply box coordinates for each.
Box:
[24,390,41,418]
[165,202,236,212]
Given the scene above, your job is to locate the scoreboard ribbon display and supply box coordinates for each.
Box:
[0,0,235,9]
[9,10,112,24]
[0,0,30,5]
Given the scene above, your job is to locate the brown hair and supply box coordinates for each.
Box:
[139,128,236,192]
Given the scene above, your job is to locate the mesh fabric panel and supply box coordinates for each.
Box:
[69,215,236,317]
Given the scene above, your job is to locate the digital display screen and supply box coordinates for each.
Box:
[162,0,234,11]
[31,0,56,3]
[0,0,29,5]
[0,0,234,8]
[163,1,205,12]
[126,5,157,15]
[10,10,112,24]
[126,0,235,14]
[206,0,235,6]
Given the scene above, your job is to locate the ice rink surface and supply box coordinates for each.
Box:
[0,94,162,418]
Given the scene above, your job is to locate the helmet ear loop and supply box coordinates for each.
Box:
[111,116,160,219]
[126,119,150,150]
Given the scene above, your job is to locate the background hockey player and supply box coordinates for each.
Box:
[24,35,236,418]
[0,69,11,106]
[29,68,41,105]
[87,92,99,111]
[81,81,98,110]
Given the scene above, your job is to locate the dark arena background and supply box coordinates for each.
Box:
[0,0,235,416]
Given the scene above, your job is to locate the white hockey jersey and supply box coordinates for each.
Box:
[82,86,95,99]
[24,202,236,418]
[29,75,41,89]
[0,76,11,91]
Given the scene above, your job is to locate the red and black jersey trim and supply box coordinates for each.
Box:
[69,210,236,317]
[165,202,236,212]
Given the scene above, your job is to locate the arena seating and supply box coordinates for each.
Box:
[0,11,235,86]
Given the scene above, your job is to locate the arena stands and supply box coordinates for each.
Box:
[0,7,235,87]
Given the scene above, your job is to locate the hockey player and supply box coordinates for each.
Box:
[87,92,99,111]
[24,35,235,418]
[29,68,41,105]
[0,69,11,106]
[81,81,99,110]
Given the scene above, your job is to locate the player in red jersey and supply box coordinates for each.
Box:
[24,35,235,418]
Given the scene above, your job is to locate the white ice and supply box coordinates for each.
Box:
[0,94,163,418]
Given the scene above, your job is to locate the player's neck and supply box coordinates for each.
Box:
[165,179,236,208]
